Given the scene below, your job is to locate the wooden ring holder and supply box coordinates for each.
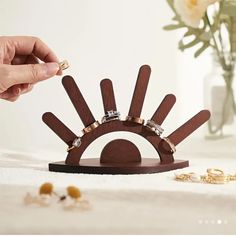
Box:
[42,65,210,174]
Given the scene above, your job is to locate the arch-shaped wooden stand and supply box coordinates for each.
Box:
[42,65,210,174]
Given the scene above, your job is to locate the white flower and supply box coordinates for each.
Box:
[174,0,219,28]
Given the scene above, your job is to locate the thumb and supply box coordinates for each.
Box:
[8,62,60,85]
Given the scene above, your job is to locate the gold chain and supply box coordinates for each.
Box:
[175,168,236,184]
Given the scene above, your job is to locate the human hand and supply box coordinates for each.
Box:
[0,36,61,102]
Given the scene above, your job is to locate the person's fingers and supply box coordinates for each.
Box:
[12,54,39,65]
[1,36,59,63]
[2,62,59,88]
[5,95,20,102]
[12,85,21,96]
[0,86,20,101]
[11,55,27,65]
[19,83,34,94]
[25,54,40,64]
[0,83,33,102]
[12,83,33,95]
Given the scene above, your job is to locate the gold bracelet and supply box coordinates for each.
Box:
[175,168,235,184]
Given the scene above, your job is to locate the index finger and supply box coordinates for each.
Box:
[10,36,59,63]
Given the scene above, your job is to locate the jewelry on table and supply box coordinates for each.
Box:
[174,168,236,184]
[101,110,120,123]
[146,119,164,136]
[24,182,91,211]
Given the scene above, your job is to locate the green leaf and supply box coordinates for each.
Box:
[163,0,217,57]
[166,0,176,13]
[178,38,201,51]
[184,30,195,37]
[199,31,212,41]
[194,43,210,57]
[163,24,184,30]
[172,15,182,21]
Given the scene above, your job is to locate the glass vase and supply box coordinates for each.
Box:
[204,54,236,139]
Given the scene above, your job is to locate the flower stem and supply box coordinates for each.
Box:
[205,12,236,136]
[205,12,227,70]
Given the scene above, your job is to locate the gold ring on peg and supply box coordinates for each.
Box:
[162,137,176,153]
[82,121,100,134]
[125,116,145,125]
[146,119,164,136]
[67,137,82,152]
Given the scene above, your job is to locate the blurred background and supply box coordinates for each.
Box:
[0,0,212,158]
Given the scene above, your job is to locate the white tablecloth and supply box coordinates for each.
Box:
[0,137,236,234]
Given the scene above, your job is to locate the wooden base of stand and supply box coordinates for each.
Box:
[49,158,189,174]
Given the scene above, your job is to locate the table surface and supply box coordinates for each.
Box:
[0,137,236,234]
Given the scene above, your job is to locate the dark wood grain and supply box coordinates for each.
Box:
[151,94,176,125]
[49,159,189,174]
[100,79,117,112]
[167,110,211,145]
[43,66,211,175]
[65,120,174,165]
[100,139,141,163]
[128,65,151,117]
[62,75,95,126]
[42,112,77,145]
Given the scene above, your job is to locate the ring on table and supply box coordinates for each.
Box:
[146,119,164,136]
[82,121,100,134]
[125,115,145,125]
[175,173,192,181]
[67,137,82,152]
[207,168,224,177]
[204,175,230,184]
[101,110,120,123]
[162,137,176,153]
[229,174,236,181]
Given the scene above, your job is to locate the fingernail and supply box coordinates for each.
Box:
[45,62,60,78]
[15,88,21,95]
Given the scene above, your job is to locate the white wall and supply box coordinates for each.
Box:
[0,0,210,158]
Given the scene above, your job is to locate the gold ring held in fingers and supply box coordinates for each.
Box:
[59,60,69,70]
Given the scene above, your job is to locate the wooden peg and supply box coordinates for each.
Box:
[128,65,151,117]
[100,79,117,113]
[62,76,96,127]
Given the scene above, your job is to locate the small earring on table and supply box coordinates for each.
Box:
[62,186,91,211]
[24,182,55,207]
